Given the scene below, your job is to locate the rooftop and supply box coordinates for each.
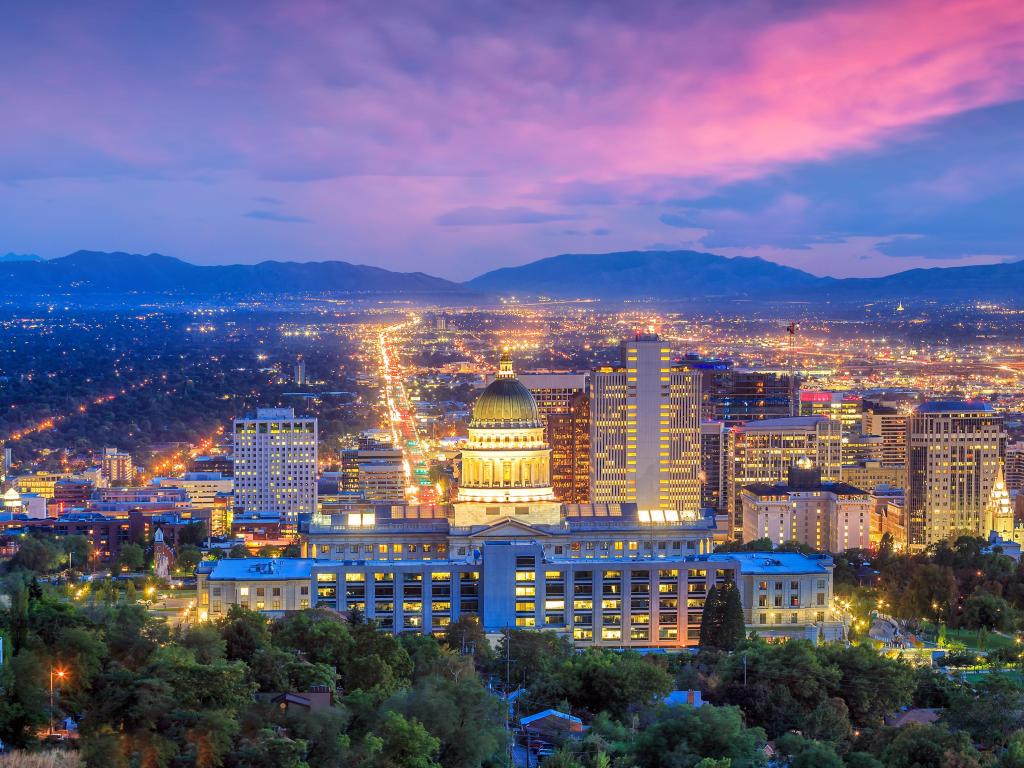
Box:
[703,551,835,574]
[207,557,314,581]
[915,400,993,414]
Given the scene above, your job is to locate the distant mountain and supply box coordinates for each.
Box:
[0,251,466,295]
[465,250,1024,303]
[0,252,43,262]
[465,250,834,299]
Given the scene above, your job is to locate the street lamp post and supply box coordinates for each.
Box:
[49,666,66,735]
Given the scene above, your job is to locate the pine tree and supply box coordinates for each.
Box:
[699,584,723,649]
[720,581,747,650]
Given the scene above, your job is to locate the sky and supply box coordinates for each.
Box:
[2,0,1024,280]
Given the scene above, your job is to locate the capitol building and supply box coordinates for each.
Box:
[280,352,843,647]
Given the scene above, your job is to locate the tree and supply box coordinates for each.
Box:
[228,544,250,559]
[629,703,767,768]
[365,711,441,768]
[388,675,506,768]
[175,544,203,574]
[218,604,272,661]
[10,535,62,573]
[961,591,1013,631]
[880,724,981,768]
[117,542,145,572]
[818,644,915,727]
[699,582,745,651]
[943,672,1024,748]
[178,521,207,548]
[62,534,93,571]
[443,615,492,670]
[494,629,574,689]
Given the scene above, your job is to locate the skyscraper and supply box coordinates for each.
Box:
[502,373,590,503]
[729,416,843,538]
[700,421,728,516]
[678,356,794,424]
[906,401,1004,549]
[590,334,702,514]
[233,407,318,528]
[101,447,134,486]
[861,401,908,467]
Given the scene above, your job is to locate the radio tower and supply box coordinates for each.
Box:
[786,322,799,416]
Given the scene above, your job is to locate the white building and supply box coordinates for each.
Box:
[153,472,233,507]
[590,334,702,515]
[233,408,318,528]
[740,464,873,552]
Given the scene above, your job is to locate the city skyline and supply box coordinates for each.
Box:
[3,1,1024,278]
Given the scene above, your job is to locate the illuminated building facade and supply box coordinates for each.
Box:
[101,447,135,486]
[728,416,843,539]
[233,408,318,527]
[861,402,908,467]
[907,401,1004,549]
[679,357,794,425]
[798,391,862,432]
[590,335,702,515]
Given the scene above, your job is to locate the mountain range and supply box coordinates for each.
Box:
[1,249,1021,303]
[0,251,464,295]
[467,250,1024,303]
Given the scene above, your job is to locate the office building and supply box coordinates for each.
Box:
[700,422,728,516]
[862,402,908,467]
[101,447,135,486]
[799,391,862,432]
[1006,442,1024,491]
[201,545,842,646]
[740,462,873,552]
[189,455,234,477]
[233,408,318,528]
[679,357,794,424]
[728,416,843,538]
[153,472,233,507]
[590,335,702,514]
[358,460,406,503]
[906,401,1004,549]
[841,460,905,492]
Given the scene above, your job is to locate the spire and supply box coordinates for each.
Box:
[497,347,515,379]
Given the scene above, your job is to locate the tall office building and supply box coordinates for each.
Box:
[1005,442,1024,491]
[233,408,318,527]
[498,373,590,503]
[906,401,1004,549]
[862,402,908,467]
[101,447,134,486]
[729,416,843,538]
[678,357,794,424]
[700,422,728,516]
[590,335,702,514]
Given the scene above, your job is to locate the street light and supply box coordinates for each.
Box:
[49,666,67,735]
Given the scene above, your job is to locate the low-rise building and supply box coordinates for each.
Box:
[198,544,843,646]
[198,557,314,619]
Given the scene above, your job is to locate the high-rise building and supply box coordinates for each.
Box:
[1006,442,1024,491]
[233,408,318,528]
[101,447,134,486]
[700,422,728,516]
[590,335,702,514]
[679,357,793,424]
[799,391,862,432]
[499,373,590,503]
[153,472,233,507]
[906,401,1004,549]
[729,416,843,538]
[861,402,908,467]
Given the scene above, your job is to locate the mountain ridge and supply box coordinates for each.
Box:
[0,250,466,295]
[465,249,1024,302]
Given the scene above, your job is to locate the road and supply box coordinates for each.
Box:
[377,317,438,504]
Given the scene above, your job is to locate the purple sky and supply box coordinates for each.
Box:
[2,0,1024,279]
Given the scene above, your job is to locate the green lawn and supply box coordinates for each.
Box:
[919,622,1018,652]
